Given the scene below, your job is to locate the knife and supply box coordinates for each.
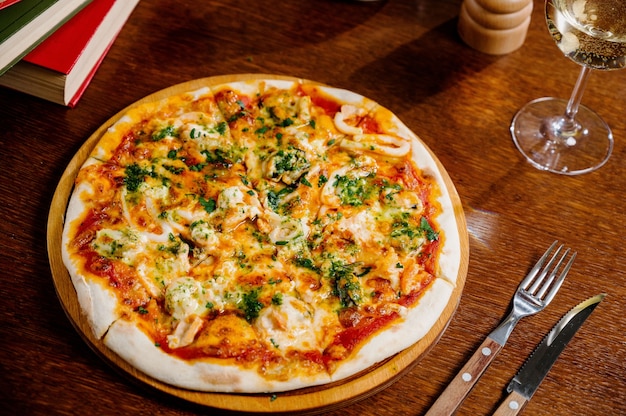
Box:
[493,293,606,416]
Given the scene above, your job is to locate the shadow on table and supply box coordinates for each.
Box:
[349,17,501,105]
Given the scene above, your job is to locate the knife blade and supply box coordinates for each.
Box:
[493,293,606,416]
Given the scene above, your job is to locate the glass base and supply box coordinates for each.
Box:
[511,97,614,175]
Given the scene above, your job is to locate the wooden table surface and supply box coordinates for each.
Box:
[1,0,624,415]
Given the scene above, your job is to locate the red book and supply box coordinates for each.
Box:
[0,0,138,106]
[0,0,23,11]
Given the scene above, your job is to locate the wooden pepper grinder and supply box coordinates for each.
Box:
[458,0,534,55]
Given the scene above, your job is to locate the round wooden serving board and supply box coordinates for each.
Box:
[47,74,469,414]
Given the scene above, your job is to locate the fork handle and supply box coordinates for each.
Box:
[492,390,529,416]
[425,337,503,416]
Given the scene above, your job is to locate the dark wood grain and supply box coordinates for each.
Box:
[1,1,624,415]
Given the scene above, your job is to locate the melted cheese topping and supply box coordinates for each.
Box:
[64,81,444,378]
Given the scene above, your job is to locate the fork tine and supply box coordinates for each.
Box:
[522,241,563,292]
[541,251,576,305]
[536,248,571,298]
[528,244,566,293]
[519,240,559,288]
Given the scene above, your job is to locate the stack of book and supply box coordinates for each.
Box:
[0,0,139,106]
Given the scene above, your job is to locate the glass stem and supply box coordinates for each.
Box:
[563,66,592,125]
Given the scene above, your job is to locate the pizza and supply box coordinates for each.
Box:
[61,77,463,393]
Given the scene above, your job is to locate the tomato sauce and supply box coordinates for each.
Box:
[330,313,398,353]
[421,238,441,276]
[301,85,342,116]
[398,272,435,308]
[358,115,383,134]
[110,132,138,164]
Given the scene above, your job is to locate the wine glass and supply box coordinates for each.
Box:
[511,0,626,175]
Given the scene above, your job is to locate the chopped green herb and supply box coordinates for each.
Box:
[279,118,294,127]
[199,196,216,213]
[152,125,178,141]
[266,186,295,211]
[158,234,182,255]
[215,121,227,135]
[163,164,184,175]
[124,163,150,192]
[390,216,439,247]
[240,289,264,322]
[255,126,269,135]
[327,260,362,307]
[334,174,374,206]
[189,162,207,172]
[420,217,439,241]
[300,176,312,187]
[294,257,319,272]
[271,293,283,306]
[270,149,309,180]
[201,148,229,165]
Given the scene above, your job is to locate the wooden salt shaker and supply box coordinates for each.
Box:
[458,0,534,55]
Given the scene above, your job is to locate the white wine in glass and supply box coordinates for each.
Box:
[511,0,626,175]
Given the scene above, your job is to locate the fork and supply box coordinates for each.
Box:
[425,241,576,416]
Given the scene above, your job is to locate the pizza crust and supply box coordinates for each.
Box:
[104,319,333,393]
[102,280,452,393]
[331,278,454,382]
[62,180,121,339]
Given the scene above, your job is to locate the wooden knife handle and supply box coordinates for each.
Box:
[493,390,529,416]
[426,337,503,416]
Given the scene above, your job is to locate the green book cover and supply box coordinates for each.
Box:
[0,0,91,75]
[0,0,59,41]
